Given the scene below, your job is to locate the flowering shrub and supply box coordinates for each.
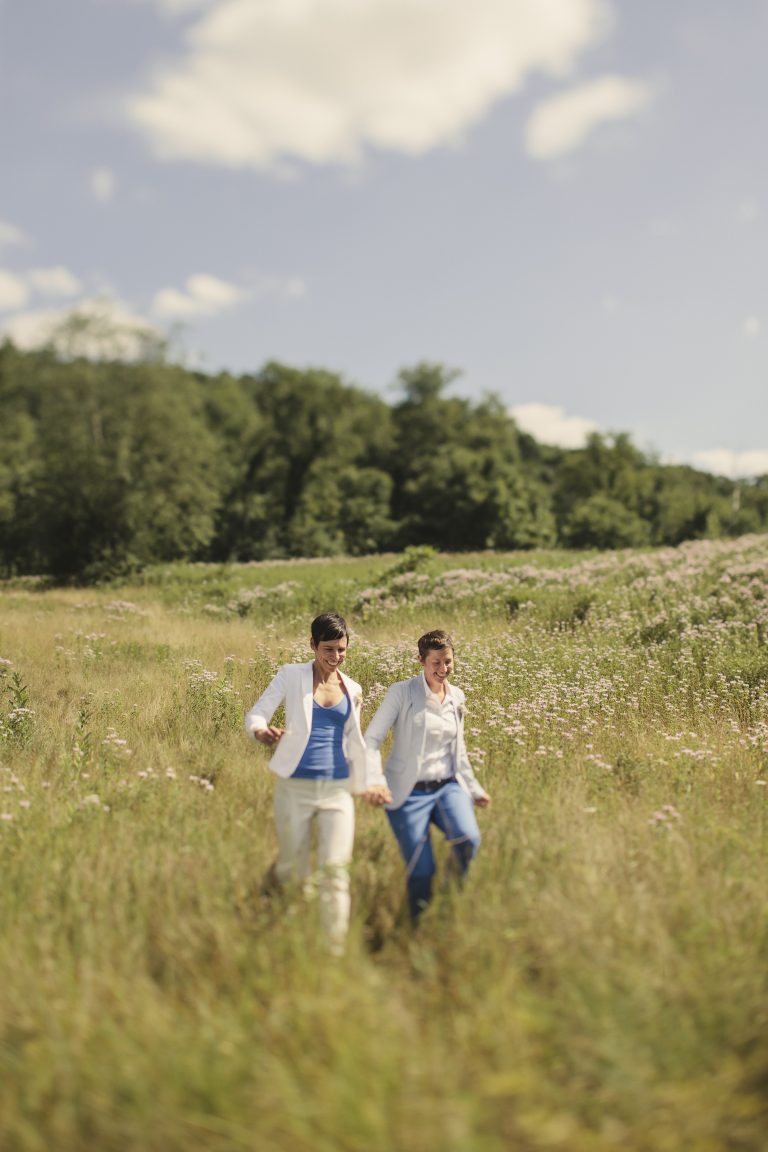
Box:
[183,657,242,734]
[0,666,34,746]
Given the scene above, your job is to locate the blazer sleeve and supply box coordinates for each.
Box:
[363,681,405,778]
[457,752,489,801]
[455,689,489,801]
[244,666,288,738]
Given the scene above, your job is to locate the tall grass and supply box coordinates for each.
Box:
[1,536,767,1150]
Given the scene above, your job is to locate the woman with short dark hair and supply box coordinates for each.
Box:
[364,629,490,922]
[245,612,390,951]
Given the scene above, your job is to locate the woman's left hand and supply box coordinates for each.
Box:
[363,785,392,806]
[475,794,491,808]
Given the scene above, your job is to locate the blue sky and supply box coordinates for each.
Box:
[1,0,767,476]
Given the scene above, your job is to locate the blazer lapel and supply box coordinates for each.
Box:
[339,669,358,702]
[339,670,362,730]
[409,676,427,757]
[301,662,314,731]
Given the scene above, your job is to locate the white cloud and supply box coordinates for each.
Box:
[0,269,30,311]
[247,273,306,301]
[510,402,599,448]
[90,167,116,202]
[158,0,215,12]
[0,220,29,251]
[525,74,652,159]
[691,450,768,480]
[27,266,83,298]
[1,297,164,360]
[284,277,305,299]
[742,315,761,338]
[101,0,215,10]
[2,308,73,349]
[127,0,611,168]
[153,272,245,317]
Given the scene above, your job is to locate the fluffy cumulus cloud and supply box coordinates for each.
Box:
[0,265,84,312]
[94,0,214,9]
[525,74,653,159]
[1,297,164,360]
[127,0,613,168]
[152,271,303,317]
[0,220,29,251]
[27,266,83,298]
[159,0,215,11]
[509,402,599,448]
[0,270,30,312]
[691,450,768,480]
[152,273,246,317]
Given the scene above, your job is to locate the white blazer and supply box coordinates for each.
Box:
[244,662,385,795]
[364,675,489,810]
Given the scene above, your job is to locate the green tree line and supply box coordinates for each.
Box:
[1,339,766,581]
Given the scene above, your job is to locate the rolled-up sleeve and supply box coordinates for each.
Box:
[244,667,286,739]
[455,697,489,800]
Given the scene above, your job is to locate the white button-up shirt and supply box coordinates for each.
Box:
[417,672,458,782]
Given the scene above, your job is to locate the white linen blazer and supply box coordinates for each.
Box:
[364,674,489,811]
[244,661,385,795]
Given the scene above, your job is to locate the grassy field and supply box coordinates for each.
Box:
[1,537,767,1151]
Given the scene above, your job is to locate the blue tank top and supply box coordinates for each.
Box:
[291,694,351,780]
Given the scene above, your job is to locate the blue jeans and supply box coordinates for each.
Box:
[386,781,481,921]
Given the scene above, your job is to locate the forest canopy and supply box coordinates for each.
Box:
[1,338,765,581]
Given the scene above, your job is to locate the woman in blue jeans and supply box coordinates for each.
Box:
[364,629,491,922]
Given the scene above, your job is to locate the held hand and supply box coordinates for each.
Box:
[254,726,285,747]
[363,784,392,807]
[474,794,491,808]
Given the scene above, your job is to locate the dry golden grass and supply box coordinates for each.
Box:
[1,539,767,1150]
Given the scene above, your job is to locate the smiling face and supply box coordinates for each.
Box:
[420,645,454,692]
[311,636,348,676]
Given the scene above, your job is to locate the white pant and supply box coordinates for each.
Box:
[273,777,355,946]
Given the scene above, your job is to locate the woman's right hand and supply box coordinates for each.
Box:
[363,784,392,806]
[253,726,285,747]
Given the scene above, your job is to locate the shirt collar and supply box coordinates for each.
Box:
[421,671,454,704]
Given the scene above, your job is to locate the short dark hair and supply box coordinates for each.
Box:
[311,612,349,644]
[417,629,454,658]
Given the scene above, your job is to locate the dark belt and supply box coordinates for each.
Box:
[411,777,456,794]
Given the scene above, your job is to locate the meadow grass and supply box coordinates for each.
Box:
[1,536,767,1150]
